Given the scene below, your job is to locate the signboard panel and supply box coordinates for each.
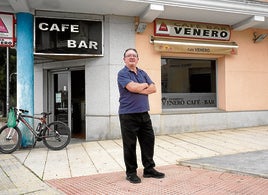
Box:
[0,13,15,47]
[153,39,238,55]
[35,17,103,56]
[155,19,231,41]
[162,93,216,109]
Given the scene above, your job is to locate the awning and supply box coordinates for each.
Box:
[151,37,238,55]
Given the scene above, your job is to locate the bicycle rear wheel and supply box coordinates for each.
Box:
[42,121,71,150]
[0,125,21,154]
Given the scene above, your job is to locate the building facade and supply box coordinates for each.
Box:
[1,0,268,143]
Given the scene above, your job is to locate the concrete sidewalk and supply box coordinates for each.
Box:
[1,126,268,194]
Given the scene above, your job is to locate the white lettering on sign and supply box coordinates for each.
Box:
[35,18,103,55]
[39,23,79,32]
[67,40,98,50]
[174,27,228,39]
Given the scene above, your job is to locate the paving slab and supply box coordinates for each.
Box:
[180,150,268,178]
[0,154,62,194]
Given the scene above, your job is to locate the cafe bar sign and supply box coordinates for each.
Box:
[155,19,231,41]
[35,17,103,56]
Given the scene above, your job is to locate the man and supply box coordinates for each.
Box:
[117,48,165,184]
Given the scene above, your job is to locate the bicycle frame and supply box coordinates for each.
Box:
[17,114,45,137]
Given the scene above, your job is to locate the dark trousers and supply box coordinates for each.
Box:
[119,112,156,176]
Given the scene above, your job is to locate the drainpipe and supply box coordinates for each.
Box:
[6,47,9,115]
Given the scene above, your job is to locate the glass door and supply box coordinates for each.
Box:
[48,69,85,139]
[53,72,71,127]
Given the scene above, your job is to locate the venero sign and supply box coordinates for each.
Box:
[35,17,103,56]
[155,19,231,41]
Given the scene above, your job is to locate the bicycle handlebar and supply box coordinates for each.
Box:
[12,107,52,117]
[13,107,29,114]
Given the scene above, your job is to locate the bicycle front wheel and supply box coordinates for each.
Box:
[0,125,21,154]
[42,121,71,150]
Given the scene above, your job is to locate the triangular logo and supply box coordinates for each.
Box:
[231,48,237,55]
[0,18,8,33]
[159,22,168,31]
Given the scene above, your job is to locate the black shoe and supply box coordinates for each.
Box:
[143,168,165,179]
[126,174,141,184]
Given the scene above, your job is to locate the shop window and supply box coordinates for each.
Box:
[161,58,216,109]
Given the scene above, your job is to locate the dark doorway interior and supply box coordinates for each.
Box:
[71,70,85,139]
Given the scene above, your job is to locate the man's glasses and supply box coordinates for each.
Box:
[125,54,138,58]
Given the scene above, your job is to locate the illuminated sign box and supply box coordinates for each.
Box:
[155,19,231,41]
[35,17,103,56]
[152,19,238,55]
[152,37,238,55]
[0,13,15,47]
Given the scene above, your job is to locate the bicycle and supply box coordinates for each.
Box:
[0,107,71,154]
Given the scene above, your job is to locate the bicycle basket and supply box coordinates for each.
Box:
[7,107,17,128]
